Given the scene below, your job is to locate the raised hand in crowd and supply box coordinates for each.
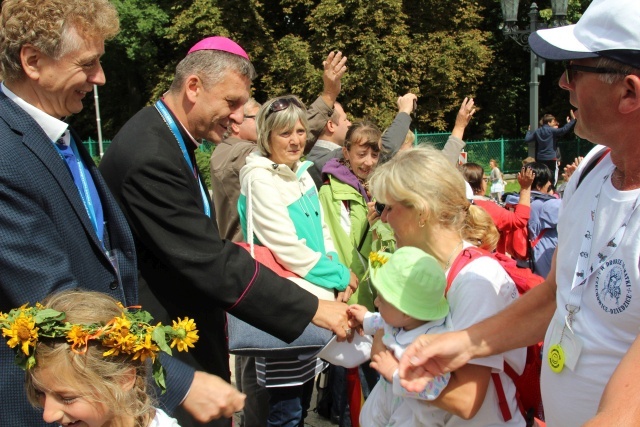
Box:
[562,156,584,182]
[452,97,476,140]
[518,164,536,189]
[397,92,418,115]
[321,50,348,106]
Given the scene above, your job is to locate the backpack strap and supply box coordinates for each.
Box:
[446,246,516,423]
[530,228,547,248]
[492,372,513,422]
[576,147,611,189]
[445,246,488,295]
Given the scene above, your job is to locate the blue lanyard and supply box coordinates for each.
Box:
[54,138,102,247]
[154,100,211,218]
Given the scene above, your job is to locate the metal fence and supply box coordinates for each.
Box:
[85,134,593,175]
[415,132,593,174]
[83,138,112,158]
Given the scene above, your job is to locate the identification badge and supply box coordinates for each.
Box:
[547,314,583,373]
[561,324,583,371]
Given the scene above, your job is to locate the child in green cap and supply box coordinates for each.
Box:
[348,246,453,426]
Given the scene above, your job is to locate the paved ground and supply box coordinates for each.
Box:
[229,355,335,427]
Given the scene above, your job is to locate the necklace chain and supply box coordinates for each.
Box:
[444,241,464,270]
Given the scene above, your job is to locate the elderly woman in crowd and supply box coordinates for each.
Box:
[367,146,526,426]
[238,94,357,427]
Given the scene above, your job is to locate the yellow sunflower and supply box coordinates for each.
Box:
[2,311,38,356]
[132,331,160,362]
[66,325,91,351]
[170,317,199,352]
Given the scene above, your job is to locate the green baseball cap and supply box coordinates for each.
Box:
[369,247,449,321]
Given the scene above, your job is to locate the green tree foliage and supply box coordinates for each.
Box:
[57,0,591,142]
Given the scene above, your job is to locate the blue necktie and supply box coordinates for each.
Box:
[55,135,104,244]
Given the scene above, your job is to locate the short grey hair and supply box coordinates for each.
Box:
[596,57,640,84]
[169,49,256,92]
[255,95,309,157]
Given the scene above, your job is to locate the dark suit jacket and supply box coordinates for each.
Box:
[0,91,190,426]
[99,105,318,384]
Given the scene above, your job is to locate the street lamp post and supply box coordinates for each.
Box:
[500,0,568,157]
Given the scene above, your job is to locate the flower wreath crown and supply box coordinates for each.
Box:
[0,302,199,393]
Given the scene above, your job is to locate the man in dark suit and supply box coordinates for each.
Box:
[99,37,353,427]
[0,1,227,425]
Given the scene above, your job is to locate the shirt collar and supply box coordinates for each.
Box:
[315,139,341,151]
[1,82,68,143]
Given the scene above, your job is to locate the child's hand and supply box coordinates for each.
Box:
[347,304,368,326]
[371,349,399,382]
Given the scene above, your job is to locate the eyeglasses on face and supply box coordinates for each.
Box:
[564,62,628,84]
[266,97,304,118]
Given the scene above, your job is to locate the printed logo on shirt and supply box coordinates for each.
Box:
[594,258,631,314]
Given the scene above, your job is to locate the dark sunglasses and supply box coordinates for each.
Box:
[266,97,304,118]
[375,202,386,215]
[564,62,628,84]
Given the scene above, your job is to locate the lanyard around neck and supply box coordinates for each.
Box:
[154,100,211,218]
[54,138,102,247]
[566,164,640,316]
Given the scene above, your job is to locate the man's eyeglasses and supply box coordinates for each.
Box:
[266,97,303,118]
[564,62,628,84]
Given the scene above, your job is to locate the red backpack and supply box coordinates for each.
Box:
[446,247,545,426]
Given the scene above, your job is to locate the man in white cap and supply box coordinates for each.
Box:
[395,1,640,426]
[99,37,353,426]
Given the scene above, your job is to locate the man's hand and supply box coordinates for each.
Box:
[181,371,246,421]
[321,51,348,107]
[311,299,354,341]
[397,93,418,115]
[451,97,476,140]
[398,331,473,393]
[371,349,399,382]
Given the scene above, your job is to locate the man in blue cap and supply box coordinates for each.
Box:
[395,1,640,425]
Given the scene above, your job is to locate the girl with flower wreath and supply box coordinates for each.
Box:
[0,289,199,427]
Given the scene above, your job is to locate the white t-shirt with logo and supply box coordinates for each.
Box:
[542,147,640,426]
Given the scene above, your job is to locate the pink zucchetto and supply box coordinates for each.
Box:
[187,36,250,60]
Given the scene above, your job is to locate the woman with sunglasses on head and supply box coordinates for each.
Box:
[238,95,357,427]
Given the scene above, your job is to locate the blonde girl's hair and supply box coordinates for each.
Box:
[255,95,309,157]
[25,290,154,427]
[369,145,499,251]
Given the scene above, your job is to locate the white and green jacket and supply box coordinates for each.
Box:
[238,152,350,291]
